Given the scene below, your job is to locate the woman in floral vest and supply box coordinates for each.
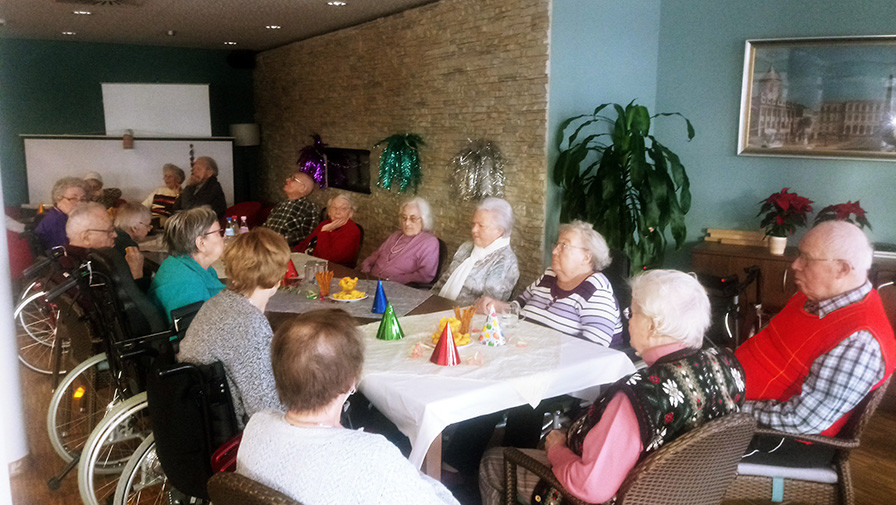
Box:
[479,269,746,505]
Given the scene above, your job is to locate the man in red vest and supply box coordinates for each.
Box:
[736,220,895,438]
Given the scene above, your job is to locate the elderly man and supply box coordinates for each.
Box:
[736,220,895,439]
[173,156,226,218]
[263,170,320,247]
[66,202,148,290]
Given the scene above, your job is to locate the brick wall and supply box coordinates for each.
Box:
[254,0,550,288]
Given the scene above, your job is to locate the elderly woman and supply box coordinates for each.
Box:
[179,228,289,427]
[434,197,519,305]
[84,171,122,209]
[142,163,185,226]
[477,220,622,347]
[109,202,153,288]
[148,206,225,320]
[360,197,440,284]
[295,193,361,267]
[478,270,746,505]
[34,177,88,250]
[237,309,459,505]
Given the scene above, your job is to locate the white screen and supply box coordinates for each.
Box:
[102,83,212,137]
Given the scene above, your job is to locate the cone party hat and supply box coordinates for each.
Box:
[479,306,506,346]
[372,279,388,313]
[430,320,461,366]
[375,303,405,341]
[284,259,299,280]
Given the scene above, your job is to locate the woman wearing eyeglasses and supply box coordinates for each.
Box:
[360,197,440,285]
[34,176,89,251]
[476,220,622,347]
[149,206,225,321]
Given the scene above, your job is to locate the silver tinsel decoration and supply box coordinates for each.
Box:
[451,139,506,201]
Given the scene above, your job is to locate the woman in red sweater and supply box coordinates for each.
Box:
[295,193,361,267]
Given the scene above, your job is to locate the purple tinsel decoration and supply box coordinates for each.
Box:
[297,134,328,188]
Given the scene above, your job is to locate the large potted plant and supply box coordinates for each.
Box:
[553,101,694,274]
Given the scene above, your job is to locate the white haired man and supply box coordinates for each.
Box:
[737,220,895,442]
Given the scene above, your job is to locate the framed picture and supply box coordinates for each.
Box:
[738,35,896,160]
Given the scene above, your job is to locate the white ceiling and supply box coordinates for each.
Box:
[0,0,438,51]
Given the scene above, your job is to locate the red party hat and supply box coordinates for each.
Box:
[430,321,460,366]
[284,259,299,280]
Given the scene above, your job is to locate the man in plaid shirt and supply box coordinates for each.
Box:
[736,221,895,441]
[263,171,320,248]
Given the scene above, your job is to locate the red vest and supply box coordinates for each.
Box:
[736,289,896,435]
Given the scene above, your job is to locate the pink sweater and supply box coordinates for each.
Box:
[546,343,686,503]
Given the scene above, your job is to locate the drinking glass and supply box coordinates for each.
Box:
[500,301,520,328]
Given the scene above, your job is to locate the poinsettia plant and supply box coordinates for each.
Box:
[757,188,813,237]
[814,201,872,230]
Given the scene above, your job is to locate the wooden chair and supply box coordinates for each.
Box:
[207,472,304,505]
[504,413,756,505]
[724,377,891,505]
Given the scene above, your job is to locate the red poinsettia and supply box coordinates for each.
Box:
[757,188,814,237]
[813,201,872,230]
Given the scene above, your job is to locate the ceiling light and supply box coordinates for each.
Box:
[265,25,281,29]
[62,31,76,36]
[72,10,92,15]
[166,30,176,36]
[328,1,347,5]
[224,41,237,46]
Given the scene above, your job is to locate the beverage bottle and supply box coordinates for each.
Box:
[224,217,235,237]
[239,216,249,234]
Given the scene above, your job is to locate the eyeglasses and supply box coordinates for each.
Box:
[795,251,849,266]
[288,176,305,184]
[87,228,115,235]
[399,214,422,223]
[553,241,588,252]
[60,196,88,203]
[203,227,225,237]
[622,307,632,320]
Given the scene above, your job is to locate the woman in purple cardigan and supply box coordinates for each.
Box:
[360,198,440,285]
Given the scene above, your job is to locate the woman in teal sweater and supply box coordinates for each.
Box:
[149,206,225,321]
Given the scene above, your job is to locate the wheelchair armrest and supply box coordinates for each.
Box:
[754,427,860,450]
[114,329,178,360]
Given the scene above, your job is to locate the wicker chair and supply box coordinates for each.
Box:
[724,377,891,505]
[207,472,304,505]
[503,412,757,505]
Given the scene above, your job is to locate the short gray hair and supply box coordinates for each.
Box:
[629,269,710,349]
[65,202,108,240]
[164,206,218,256]
[476,197,513,238]
[194,156,219,176]
[558,220,611,271]
[328,193,355,211]
[163,164,185,184]
[114,202,152,231]
[807,220,872,279]
[51,177,88,204]
[401,197,434,231]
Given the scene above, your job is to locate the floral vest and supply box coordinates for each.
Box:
[567,346,746,456]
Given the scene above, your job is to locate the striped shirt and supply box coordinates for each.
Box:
[518,269,622,347]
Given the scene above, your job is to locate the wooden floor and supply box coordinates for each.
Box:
[9,365,896,505]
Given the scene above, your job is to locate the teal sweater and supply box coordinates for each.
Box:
[149,254,224,321]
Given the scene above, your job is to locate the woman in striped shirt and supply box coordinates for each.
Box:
[476,220,622,347]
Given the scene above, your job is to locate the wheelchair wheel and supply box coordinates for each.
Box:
[114,435,173,505]
[15,281,66,374]
[79,393,152,505]
[47,353,118,463]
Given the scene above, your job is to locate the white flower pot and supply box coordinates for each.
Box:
[768,236,787,255]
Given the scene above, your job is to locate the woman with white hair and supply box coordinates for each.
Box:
[360,197,440,284]
[113,202,153,252]
[295,192,361,267]
[478,269,746,505]
[477,220,622,347]
[34,176,88,250]
[434,197,519,305]
[142,163,185,226]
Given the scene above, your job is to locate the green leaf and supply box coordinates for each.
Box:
[629,105,651,135]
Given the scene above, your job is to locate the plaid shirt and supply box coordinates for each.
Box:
[263,198,320,247]
[742,281,885,434]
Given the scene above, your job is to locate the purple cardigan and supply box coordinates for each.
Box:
[360,230,439,284]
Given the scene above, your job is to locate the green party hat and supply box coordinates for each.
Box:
[375,303,405,340]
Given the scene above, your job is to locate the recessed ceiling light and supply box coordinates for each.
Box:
[72,10,92,15]
[166,30,176,36]
[224,41,237,46]
[265,25,281,29]
[328,1,347,5]
[62,31,76,36]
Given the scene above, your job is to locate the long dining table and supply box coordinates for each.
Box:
[264,253,638,479]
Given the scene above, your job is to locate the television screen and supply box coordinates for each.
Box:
[325,147,370,194]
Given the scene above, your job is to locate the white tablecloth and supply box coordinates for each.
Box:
[356,310,637,468]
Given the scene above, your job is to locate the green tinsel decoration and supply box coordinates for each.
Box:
[375,133,425,193]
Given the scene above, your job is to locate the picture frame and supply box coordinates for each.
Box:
[738,35,896,161]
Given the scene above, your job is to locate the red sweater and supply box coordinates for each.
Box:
[294,219,361,267]
[736,290,895,435]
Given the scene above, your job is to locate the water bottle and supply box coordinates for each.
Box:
[239,216,249,234]
[224,217,235,237]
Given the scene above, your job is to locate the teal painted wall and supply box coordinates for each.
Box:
[0,39,255,206]
[655,0,896,267]
[547,0,661,265]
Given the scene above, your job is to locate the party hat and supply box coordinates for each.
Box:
[430,321,461,366]
[479,306,506,346]
[375,303,405,341]
[372,279,388,313]
[284,259,299,280]
[38,203,45,214]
